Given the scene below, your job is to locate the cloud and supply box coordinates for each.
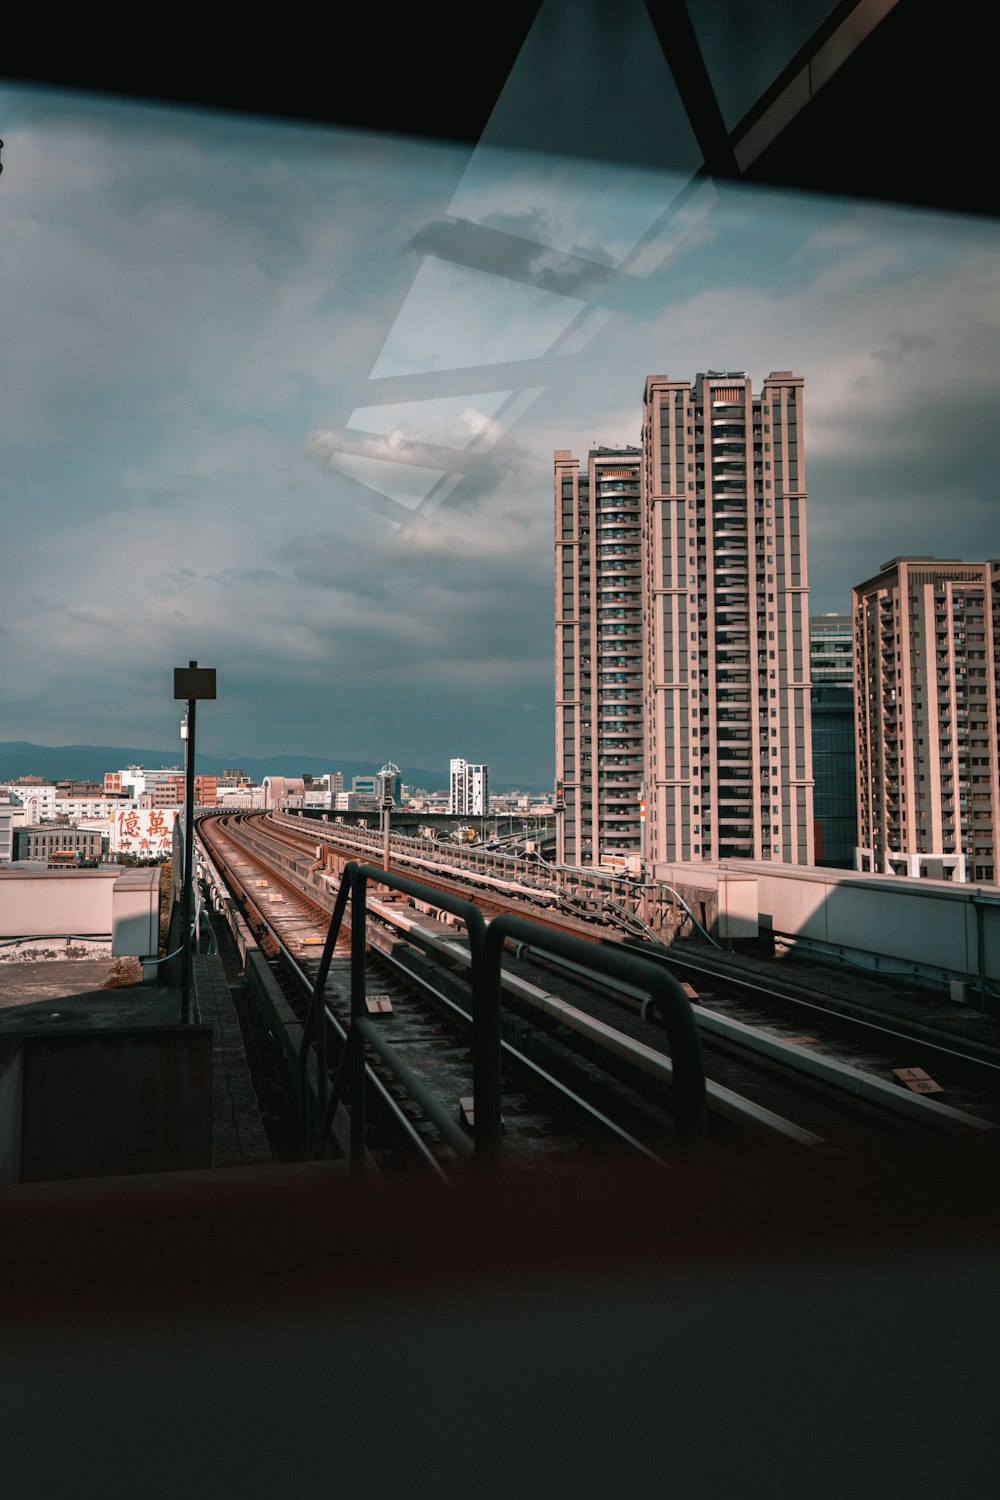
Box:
[4,83,1000,785]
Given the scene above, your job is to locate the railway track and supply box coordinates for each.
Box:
[199,814,671,1178]
[197,812,1000,1171]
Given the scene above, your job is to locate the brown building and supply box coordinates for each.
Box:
[640,371,813,865]
[853,557,1000,882]
[555,447,643,867]
[144,775,219,808]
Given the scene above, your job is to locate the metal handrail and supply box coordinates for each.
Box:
[481,913,707,1147]
[299,861,486,1170]
[298,861,707,1172]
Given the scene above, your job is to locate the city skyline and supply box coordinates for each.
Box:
[3,49,999,785]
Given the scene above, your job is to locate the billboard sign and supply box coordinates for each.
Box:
[111,806,177,856]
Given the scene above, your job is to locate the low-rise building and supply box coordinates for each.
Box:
[55,795,126,823]
[13,825,106,863]
[0,799,28,862]
[216,785,265,810]
[0,782,58,822]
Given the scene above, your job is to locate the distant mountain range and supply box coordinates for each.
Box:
[0,742,543,794]
[0,741,452,792]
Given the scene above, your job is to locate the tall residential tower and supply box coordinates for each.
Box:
[810,612,858,866]
[554,447,643,867]
[640,371,813,864]
[853,557,1000,882]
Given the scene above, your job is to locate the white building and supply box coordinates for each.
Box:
[55,796,127,823]
[449,758,489,817]
[0,799,28,862]
[216,785,265,810]
[118,765,184,798]
[0,783,58,823]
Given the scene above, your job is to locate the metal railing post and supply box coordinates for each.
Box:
[471,928,502,1167]
[350,868,369,1176]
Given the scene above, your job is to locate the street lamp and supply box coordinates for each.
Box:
[173,660,216,1024]
[379,760,399,872]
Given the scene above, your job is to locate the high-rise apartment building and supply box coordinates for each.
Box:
[554,447,643,866]
[640,371,813,863]
[853,557,1000,882]
[810,613,858,866]
[449,758,489,817]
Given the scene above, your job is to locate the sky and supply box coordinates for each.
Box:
[2,2,1000,786]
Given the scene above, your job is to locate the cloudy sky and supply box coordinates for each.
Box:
[2,4,999,786]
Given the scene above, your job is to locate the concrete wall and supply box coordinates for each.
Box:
[111,867,161,956]
[0,868,119,940]
[653,865,759,942]
[0,867,160,957]
[712,860,1000,986]
[0,1043,23,1185]
[18,1026,212,1182]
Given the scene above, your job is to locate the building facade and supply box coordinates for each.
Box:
[554,447,643,867]
[14,825,105,863]
[0,799,27,862]
[449,758,490,817]
[810,613,858,866]
[853,557,1000,882]
[0,782,58,823]
[640,371,813,864]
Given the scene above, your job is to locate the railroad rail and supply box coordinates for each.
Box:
[197,813,707,1176]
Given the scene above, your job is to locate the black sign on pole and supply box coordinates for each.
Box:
[174,660,215,1025]
[174,665,217,700]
